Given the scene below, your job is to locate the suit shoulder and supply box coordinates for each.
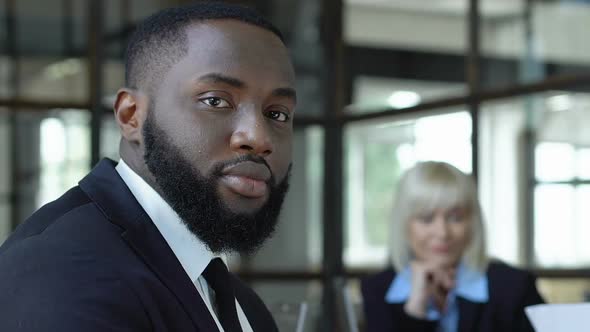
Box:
[0,192,148,329]
[487,260,540,303]
[0,186,128,270]
[28,185,91,223]
[487,260,535,284]
[0,242,149,331]
[361,268,396,300]
[0,186,93,252]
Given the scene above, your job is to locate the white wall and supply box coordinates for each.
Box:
[345,1,590,66]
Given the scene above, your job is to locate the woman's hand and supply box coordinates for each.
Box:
[403,261,456,319]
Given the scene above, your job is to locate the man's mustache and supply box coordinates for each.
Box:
[211,155,274,185]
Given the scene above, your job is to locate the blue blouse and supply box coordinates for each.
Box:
[385,264,489,332]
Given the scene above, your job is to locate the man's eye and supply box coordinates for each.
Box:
[200,97,230,108]
[267,110,290,122]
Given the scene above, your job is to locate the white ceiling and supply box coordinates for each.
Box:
[345,0,590,65]
[346,0,524,18]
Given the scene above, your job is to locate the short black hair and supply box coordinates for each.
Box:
[125,1,284,93]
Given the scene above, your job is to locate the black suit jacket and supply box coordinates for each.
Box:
[0,159,278,331]
[361,262,544,332]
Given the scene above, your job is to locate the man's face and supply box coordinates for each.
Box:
[143,20,296,253]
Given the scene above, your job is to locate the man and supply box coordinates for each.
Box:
[0,2,296,331]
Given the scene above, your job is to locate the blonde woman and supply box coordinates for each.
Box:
[361,161,543,332]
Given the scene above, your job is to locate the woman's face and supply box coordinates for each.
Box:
[408,206,472,268]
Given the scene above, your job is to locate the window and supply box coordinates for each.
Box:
[534,143,590,267]
[38,111,90,207]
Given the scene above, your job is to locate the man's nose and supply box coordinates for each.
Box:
[229,109,273,157]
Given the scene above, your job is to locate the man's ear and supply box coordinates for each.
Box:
[114,88,148,144]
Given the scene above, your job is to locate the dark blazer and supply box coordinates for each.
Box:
[361,262,544,332]
[0,159,278,332]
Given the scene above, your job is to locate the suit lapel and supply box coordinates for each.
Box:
[79,159,219,332]
[232,276,279,332]
[457,297,485,332]
[122,223,220,332]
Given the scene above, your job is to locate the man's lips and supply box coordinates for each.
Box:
[220,161,271,198]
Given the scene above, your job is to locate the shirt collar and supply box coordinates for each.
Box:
[116,159,218,283]
[385,263,489,304]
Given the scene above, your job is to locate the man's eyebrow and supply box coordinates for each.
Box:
[196,73,296,102]
[196,73,245,88]
[272,87,297,102]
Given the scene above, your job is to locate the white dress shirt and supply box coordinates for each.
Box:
[116,159,253,332]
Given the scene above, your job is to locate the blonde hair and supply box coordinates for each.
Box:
[389,161,488,272]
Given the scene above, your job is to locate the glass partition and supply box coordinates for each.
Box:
[252,280,323,332]
[343,0,469,114]
[245,126,324,272]
[480,0,590,88]
[481,89,590,268]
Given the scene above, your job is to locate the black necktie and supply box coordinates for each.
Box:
[202,258,243,332]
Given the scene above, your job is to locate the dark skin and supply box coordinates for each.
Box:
[114,20,296,215]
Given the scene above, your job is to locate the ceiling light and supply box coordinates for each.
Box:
[387,90,421,109]
[43,58,82,80]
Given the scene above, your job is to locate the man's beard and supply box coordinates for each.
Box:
[142,112,290,254]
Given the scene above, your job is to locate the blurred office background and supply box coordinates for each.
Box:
[1,0,590,330]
